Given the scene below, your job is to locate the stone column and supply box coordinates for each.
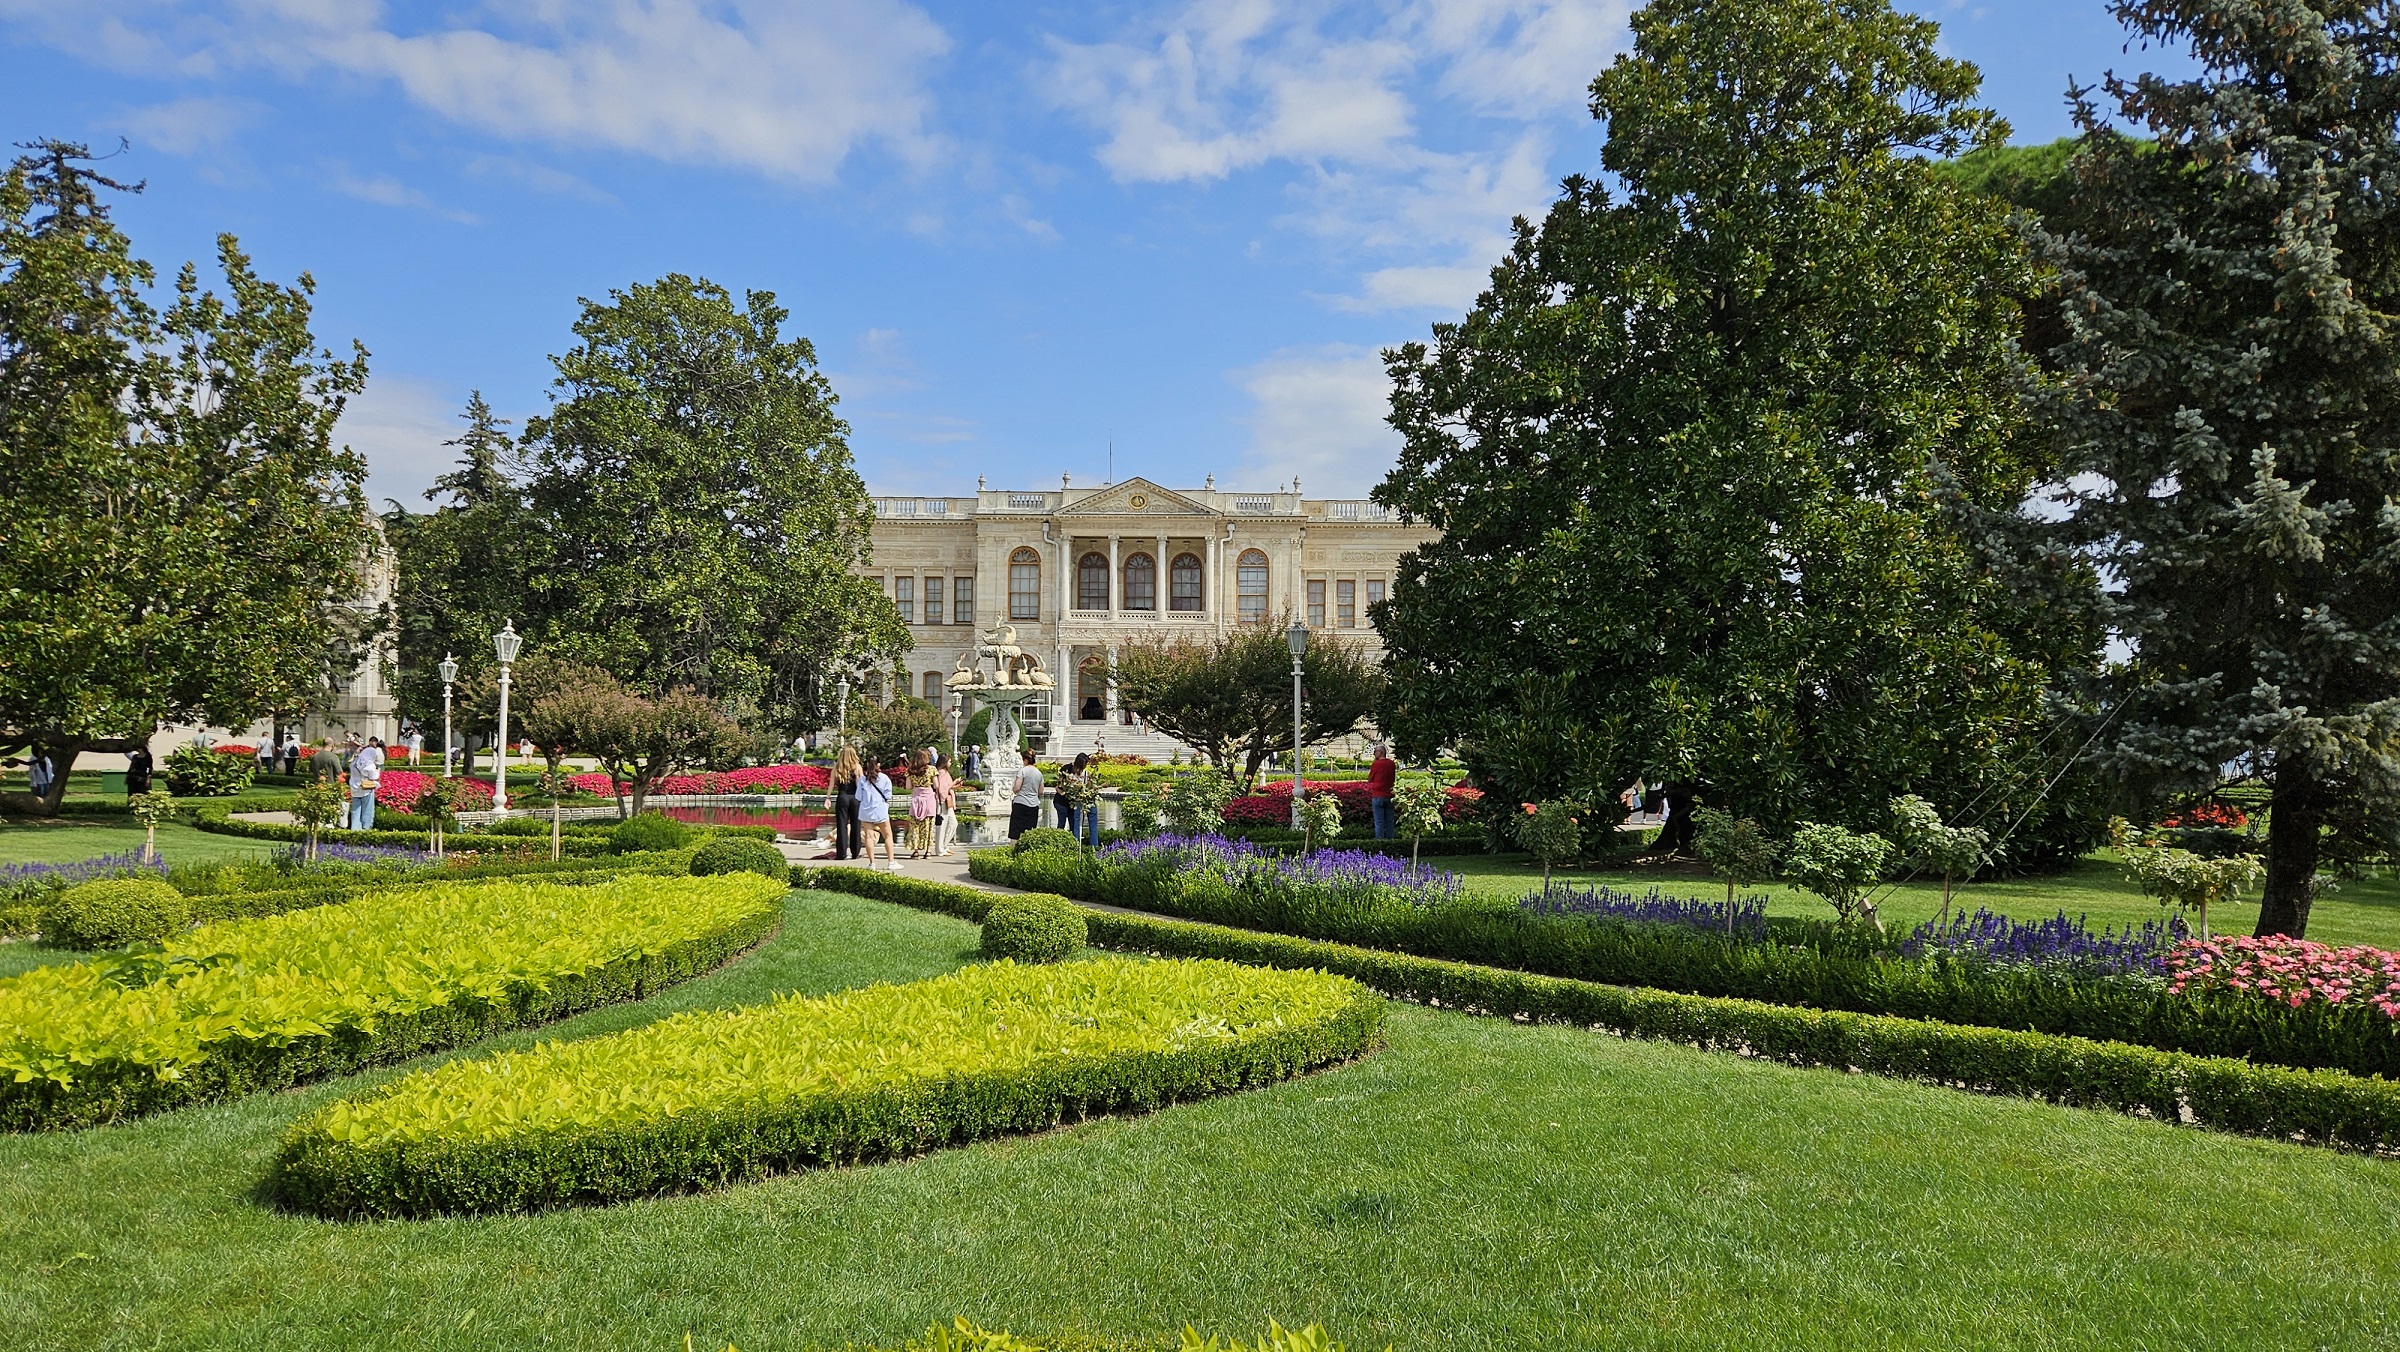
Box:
[1156,534,1168,610]
[1107,534,1120,614]
[1207,532,1221,625]
[1106,643,1119,720]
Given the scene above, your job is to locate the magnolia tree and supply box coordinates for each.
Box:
[1889,795,1992,925]
[1784,822,1894,932]
[1394,778,1450,869]
[1692,807,1779,921]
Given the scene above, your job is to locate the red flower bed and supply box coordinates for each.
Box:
[2161,802,2249,830]
[564,763,831,799]
[376,770,494,815]
[2168,935,2400,1019]
[211,744,258,757]
[1220,780,1482,827]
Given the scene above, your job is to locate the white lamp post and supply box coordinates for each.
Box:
[1287,619,1308,829]
[437,652,459,777]
[836,675,852,747]
[491,620,522,812]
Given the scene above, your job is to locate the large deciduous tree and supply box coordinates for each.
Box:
[517,275,904,733]
[0,141,373,815]
[2042,0,2400,937]
[1373,0,2098,854]
[1114,622,1382,791]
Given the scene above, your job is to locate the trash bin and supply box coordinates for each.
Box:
[100,771,126,796]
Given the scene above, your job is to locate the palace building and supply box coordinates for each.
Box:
[862,476,1435,759]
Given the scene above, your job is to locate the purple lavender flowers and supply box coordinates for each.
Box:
[1100,833,1462,907]
[1520,883,1769,943]
[1900,908,2185,976]
[0,851,169,900]
[273,841,438,872]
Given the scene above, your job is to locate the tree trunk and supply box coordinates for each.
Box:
[1,736,94,818]
[2255,771,2327,939]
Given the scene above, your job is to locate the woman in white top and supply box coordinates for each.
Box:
[855,752,898,870]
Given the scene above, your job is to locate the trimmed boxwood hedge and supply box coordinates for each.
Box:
[0,874,784,1131]
[981,894,1087,962]
[965,849,2400,1080]
[192,808,613,857]
[810,868,2400,1154]
[38,878,191,950]
[690,837,790,881]
[271,955,1384,1217]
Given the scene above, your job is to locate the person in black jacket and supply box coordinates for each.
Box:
[124,744,154,797]
[828,745,865,860]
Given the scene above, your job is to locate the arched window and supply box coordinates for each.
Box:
[1171,553,1203,611]
[1078,552,1110,610]
[1077,656,1107,721]
[1237,549,1269,624]
[1123,553,1156,611]
[1009,548,1041,620]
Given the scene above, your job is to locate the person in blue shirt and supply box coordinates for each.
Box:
[855,752,897,870]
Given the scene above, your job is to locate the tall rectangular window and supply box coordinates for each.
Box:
[1237,550,1268,623]
[923,671,944,700]
[893,576,914,624]
[922,576,943,625]
[1170,553,1203,611]
[1009,549,1040,620]
[955,577,974,625]
[1336,579,1356,628]
[1367,578,1386,624]
[1306,579,1325,629]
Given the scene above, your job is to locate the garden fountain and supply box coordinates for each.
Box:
[945,624,1056,822]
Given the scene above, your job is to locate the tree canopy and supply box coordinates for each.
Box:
[0,141,374,814]
[1114,621,1381,791]
[2040,0,2400,937]
[1372,0,2099,853]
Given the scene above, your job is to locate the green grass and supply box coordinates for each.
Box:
[1448,851,2400,949]
[4,888,2398,1350]
[0,819,279,870]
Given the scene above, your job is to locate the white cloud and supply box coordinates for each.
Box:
[464,154,617,205]
[1046,1,1627,314]
[339,375,471,511]
[1232,344,1400,496]
[5,0,952,183]
[328,165,477,222]
[114,95,259,156]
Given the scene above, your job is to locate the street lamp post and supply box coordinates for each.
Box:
[836,676,852,747]
[491,620,523,813]
[437,653,459,777]
[1287,619,1309,830]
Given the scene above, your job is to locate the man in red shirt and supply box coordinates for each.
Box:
[1366,742,1397,840]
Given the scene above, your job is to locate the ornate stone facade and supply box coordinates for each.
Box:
[862,476,1435,758]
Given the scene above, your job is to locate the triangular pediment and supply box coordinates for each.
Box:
[1060,478,1216,516]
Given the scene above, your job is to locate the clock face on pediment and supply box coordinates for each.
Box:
[1061,477,1213,516]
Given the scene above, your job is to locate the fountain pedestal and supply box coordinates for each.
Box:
[943,624,1056,829]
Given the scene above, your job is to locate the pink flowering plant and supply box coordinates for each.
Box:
[2168,935,2400,1021]
[562,763,829,799]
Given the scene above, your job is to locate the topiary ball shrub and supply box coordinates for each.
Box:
[41,878,191,950]
[1011,827,1080,858]
[979,894,1087,963]
[690,837,791,883]
[610,812,695,854]
[485,816,550,837]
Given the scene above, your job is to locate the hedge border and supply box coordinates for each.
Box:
[2,890,784,1132]
[191,809,614,857]
[272,958,1384,1218]
[807,868,2400,1154]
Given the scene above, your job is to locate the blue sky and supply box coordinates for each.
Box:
[1,1,2189,505]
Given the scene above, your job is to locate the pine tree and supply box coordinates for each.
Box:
[2045,1,2400,937]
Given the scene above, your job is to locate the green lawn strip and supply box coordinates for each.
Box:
[1,890,2394,1350]
[0,874,787,1129]
[1444,851,2400,949]
[816,869,2400,1152]
[0,819,278,868]
[273,956,1384,1218]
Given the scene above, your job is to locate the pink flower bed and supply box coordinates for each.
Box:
[564,763,831,798]
[376,770,494,815]
[211,744,258,757]
[2167,935,2400,1019]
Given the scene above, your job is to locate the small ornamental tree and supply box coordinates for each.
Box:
[414,776,456,859]
[1889,794,1992,926]
[1394,777,1450,868]
[1691,806,1779,922]
[1162,767,1234,837]
[1784,822,1895,932]
[1300,792,1343,857]
[128,788,176,864]
[290,777,346,863]
[2111,818,2265,941]
[1517,801,1583,889]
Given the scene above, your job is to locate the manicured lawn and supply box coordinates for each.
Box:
[1448,850,2400,950]
[4,889,2396,1350]
[0,819,278,869]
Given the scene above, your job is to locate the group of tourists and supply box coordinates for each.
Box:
[827,745,956,869]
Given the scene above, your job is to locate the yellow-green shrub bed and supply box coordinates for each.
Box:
[273,956,1385,1217]
[0,873,787,1130]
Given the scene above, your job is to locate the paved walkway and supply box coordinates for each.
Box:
[778,841,1015,891]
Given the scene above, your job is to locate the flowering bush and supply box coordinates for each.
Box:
[2160,802,2249,830]
[210,743,259,757]
[375,770,494,815]
[563,763,830,798]
[1220,780,1478,827]
[272,841,439,872]
[1901,909,2186,977]
[2169,935,2400,1019]
[0,853,169,903]
[1099,833,1462,912]
[1521,882,1769,942]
